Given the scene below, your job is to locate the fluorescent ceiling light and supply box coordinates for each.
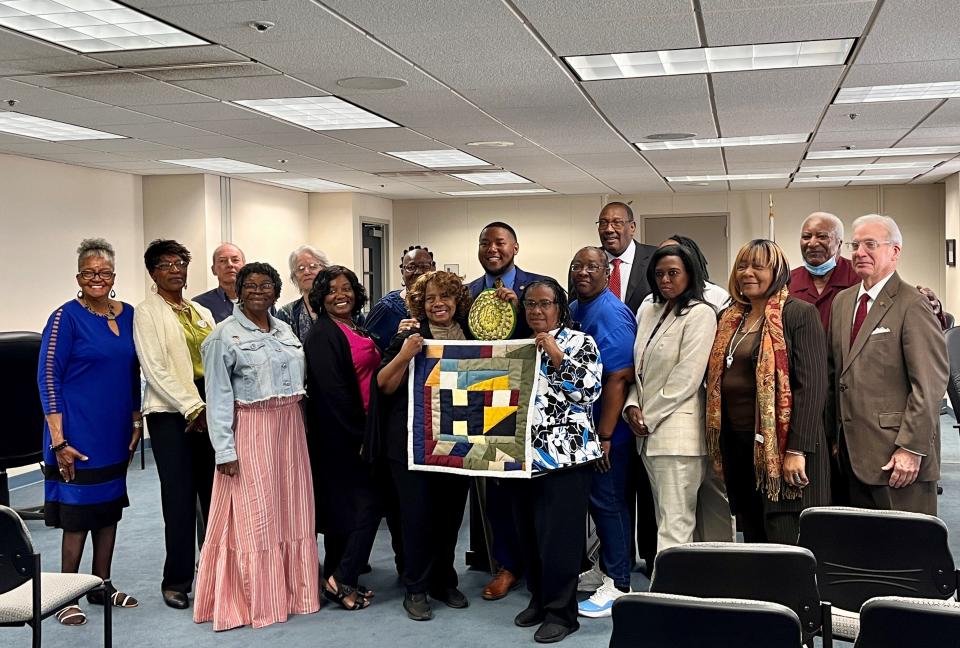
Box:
[792,174,918,183]
[807,146,960,159]
[799,161,936,172]
[565,39,854,81]
[0,111,124,141]
[233,96,400,131]
[835,81,960,103]
[442,189,553,196]
[637,133,808,150]
[666,173,791,182]
[449,171,531,185]
[0,0,207,53]
[159,158,283,174]
[387,149,491,168]
[271,178,356,192]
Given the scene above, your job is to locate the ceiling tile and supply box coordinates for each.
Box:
[170,74,326,101]
[700,0,874,47]
[820,100,941,132]
[856,0,960,64]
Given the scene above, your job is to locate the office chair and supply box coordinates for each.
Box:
[0,332,45,518]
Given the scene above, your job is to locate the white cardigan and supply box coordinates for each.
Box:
[133,292,214,417]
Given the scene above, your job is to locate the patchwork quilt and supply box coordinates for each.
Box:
[407,339,541,478]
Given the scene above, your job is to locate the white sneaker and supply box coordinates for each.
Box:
[577,564,605,593]
[578,577,629,618]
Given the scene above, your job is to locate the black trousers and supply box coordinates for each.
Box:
[146,406,215,593]
[323,523,379,589]
[389,460,469,594]
[509,465,593,630]
[627,446,658,569]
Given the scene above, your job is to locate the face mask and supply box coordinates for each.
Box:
[804,255,837,276]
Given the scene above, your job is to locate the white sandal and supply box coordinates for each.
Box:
[56,605,87,626]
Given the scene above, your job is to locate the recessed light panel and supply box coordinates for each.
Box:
[806,146,960,159]
[0,0,207,52]
[666,173,791,182]
[449,171,531,185]
[792,174,918,183]
[638,133,809,150]
[442,189,553,196]
[0,111,125,140]
[565,39,854,81]
[835,81,960,103]
[233,96,400,131]
[271,178,356,192]
[159,158,283,174]
[799,161,936,172]
[387,149,491,168]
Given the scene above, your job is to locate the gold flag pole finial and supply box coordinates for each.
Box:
[768,194,775,242]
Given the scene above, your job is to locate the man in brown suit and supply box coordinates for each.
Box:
[827,214,948,514]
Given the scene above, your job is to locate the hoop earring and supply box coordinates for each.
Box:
[110,289,116,298]
[77,290,83,299]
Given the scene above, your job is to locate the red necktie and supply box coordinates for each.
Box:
[850,293,870,347]
[609,258,623,301]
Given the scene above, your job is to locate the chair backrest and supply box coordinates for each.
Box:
[854,596,960,648]
[650,542,825,640]
[945,328,960,416]
[0,332,44,470]
[798,507,957,613]
[944,312,956,330]
[0,505,35,595]
[611,592,803,648]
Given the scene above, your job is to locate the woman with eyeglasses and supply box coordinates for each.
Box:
[365,245,436,352]
[277,244,331,342]
[133,239,216,610]
[38,239,142,627]
[193,262,320,630]
[507,278,603,644]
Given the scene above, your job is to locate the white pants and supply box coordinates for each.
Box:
[641,452,707,553]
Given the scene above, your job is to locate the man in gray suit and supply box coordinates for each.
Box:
[827,214,948,514]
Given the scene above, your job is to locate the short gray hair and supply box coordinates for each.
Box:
[852,214,903,246]
[802,211,844,241]
[77,238,115,269]
[287,244,331,281]
[211,242,245,265]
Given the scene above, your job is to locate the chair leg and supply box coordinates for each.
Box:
[31,555,41,648]
[102,578,112,648]
[821,602,833,648]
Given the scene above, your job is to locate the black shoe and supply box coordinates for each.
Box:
[534,622,577,644]
[403,593,433,621]
[514,606,546,627]
[430,587,468,609]
[161,590,189,610]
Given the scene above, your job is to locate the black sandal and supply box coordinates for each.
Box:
[323,580,370,610]
[87,587,139,608]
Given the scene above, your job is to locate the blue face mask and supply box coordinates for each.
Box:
[804,255,837,276]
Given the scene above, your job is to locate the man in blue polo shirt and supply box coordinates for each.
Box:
[569,246,637,618]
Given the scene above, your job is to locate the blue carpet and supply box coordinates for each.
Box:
[8,417,960,647]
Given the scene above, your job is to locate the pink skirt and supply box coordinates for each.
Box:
[193,395,320,631]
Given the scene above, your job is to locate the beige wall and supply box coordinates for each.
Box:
[142,174,210,298]
[2,154,143,332]
[944,174,960,314]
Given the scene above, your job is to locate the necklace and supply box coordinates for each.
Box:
[725,315,763,368]
[80,297,116,321]
[331,315,357,332]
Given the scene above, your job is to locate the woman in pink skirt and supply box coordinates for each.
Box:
[193,262,320,630]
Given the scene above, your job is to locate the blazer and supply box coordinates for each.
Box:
[623,241,658,314]
[467,266,549,339]
[133,292,214,418]
[827,272,948,485]
[625,300,717,457]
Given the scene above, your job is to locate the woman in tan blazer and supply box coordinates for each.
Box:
[624,244,717,553]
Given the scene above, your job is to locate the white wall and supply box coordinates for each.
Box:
[2,154,143,332]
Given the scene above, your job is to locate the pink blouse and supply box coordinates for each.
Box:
[337,322,380,412]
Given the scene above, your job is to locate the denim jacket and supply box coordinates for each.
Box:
[201,304,306,463]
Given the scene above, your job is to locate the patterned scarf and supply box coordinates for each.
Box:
[705,286,799,501]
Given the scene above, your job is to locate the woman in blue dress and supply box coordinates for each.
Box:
[38,238,142,626]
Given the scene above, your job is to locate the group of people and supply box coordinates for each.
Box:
[35,202,948,643]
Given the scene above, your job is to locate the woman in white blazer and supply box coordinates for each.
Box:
[623,244,717,553]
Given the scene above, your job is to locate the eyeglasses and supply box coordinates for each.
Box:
[295,262,322,274]
[845,240,892,252]
[241,282,275,292]
[401,263,434,272]
[78,269,115,281]
[596,218,632,230]
[155,260,188,272]
[522,299,557,311]
[570,263,605,274]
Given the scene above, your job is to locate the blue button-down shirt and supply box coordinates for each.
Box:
[484,266,517,290]
[200,304,306,463]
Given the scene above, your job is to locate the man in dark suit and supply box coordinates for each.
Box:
[827,214,948,514]
[467,221,550,601]
[193,242,245,323]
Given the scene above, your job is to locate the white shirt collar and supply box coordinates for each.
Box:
[856,271,895,303]
[606,239,636,265]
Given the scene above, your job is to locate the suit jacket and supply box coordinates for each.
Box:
[827,272,948,486]
[467,266,550,339]
[624,300,717,457]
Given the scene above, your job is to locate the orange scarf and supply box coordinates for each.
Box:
[705,287,799,501]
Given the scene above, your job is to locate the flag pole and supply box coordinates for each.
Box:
[768,194,775,242]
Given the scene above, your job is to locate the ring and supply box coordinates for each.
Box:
[793,475,802,484]
[59,468,65,473]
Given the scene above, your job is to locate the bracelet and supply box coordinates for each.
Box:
[132,420,143,429]
[785,449,805,457]
[598,435,613,442]
[50,440,69,452]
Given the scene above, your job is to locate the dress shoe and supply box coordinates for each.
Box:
[514,606,546,627]
[403,593,433,621]
[430,587,468,609]
[534,622,577,644]
[482,568,518,601]
[161,590,189,610]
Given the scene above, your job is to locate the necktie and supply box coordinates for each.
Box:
[494,277,504,290]
[850,293,870,347]
[609,258,623,301]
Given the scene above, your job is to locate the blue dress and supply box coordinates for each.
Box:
[37,300,140,531]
